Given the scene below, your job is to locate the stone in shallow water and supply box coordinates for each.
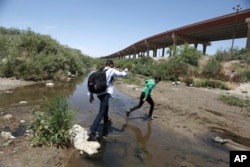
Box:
[45,83,54,87]
[19,101,28,104]
[69,124,101,155]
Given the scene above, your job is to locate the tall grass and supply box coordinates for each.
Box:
[29,96,75,147]
[219,95,250,108]
[193,79,230,90]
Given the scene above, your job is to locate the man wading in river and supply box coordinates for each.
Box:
[88,60,128,141]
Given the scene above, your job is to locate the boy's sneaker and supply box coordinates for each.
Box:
[126,109,131,117]
[87,132,97,141]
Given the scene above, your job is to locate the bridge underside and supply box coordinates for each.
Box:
[103,9,250,59]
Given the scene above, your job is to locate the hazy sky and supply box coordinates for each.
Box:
[1,0,250,57]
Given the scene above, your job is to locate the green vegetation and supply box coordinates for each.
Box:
[201,57,222,78]
[239,69,250,82]
[113,44,202,81]
[1,26,249,88]
[214,48,250,64]
[29,96,75,147]
[113,45,250,89]
[219,95,250,108]
[193,79,230,90]
[0,27,93,81]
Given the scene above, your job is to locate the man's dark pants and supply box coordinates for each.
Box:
[90,93,110,134]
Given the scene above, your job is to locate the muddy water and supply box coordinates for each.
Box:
[0,76,84,107]
[1,76,230,167]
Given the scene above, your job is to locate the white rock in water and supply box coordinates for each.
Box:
[5,90,13,94]
[45,83,54,87]
[69,124,100,155]
[19,101,28,104]
[20,120,26,123]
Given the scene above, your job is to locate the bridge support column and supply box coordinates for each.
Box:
[194,43,198,49]
[246,18,250,49]
[153,48,157,57]
[162,47,165,57]
[140,52,143,57]
[169,47,172,57]
[202,44,207,55]
[147,49,149,57]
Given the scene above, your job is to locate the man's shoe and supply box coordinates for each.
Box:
[126,109,131,117]
[102,135,108,141]
[147,116,154,120]
[104,119,112,126]
[107,119,112,125]
[87,132,97,141]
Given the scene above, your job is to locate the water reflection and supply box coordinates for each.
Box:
[0,75,85,107]
[125,121,152,161]
[78,120,152,166]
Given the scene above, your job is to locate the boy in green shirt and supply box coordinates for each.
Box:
[126,76,161,120]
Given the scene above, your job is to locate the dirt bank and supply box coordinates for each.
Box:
[115,78,250,150]
[0,78,250,167]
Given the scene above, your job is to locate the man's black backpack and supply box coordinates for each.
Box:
[87,69,108,94]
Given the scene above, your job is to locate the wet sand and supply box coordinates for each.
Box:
[0,78,37,92]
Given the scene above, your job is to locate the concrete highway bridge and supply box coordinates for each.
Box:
[102,9,250,59]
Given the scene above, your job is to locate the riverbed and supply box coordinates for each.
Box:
[1,76,249,167]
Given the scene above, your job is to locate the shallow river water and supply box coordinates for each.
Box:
[1,76,230,167]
